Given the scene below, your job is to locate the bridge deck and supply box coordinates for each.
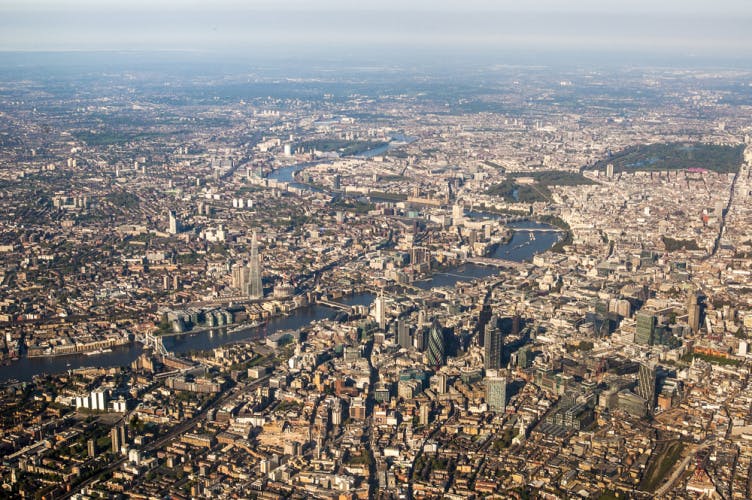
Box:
[508,227,565,232]
[317,300,352,311]
[466,257,526,269]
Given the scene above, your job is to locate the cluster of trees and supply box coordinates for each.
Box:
[486,171,595,203]
[661,236,700,252]
[591,142,744,174]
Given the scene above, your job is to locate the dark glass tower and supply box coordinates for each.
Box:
[484,315,504,370]
[637,362,657,411]
[426,320,445,367]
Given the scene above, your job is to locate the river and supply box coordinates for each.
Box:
[415,220,560,289]
[270,135,417,187]
[0,293,376,383]
[0,189,560,381]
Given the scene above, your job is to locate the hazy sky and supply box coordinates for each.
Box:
[1,0,751,60]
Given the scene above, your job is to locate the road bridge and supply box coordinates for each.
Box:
[317,299,353,311]
[134,331,169,356]
[508,227,565,233]
[466,257,526,269]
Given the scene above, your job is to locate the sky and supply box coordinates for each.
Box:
[1,0,751,63]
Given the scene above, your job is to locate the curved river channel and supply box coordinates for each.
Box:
[0,164,561,381]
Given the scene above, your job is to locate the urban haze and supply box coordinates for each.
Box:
[1,2,752,499]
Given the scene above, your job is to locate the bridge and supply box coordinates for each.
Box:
[186,295,264,308]
[134,331,169,357]
[317,299,353,311]
[508,227,565,233]
[466,257,527,269]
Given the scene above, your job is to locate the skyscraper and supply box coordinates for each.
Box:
[111,426,121,453]
[517,345,533,369]
[435,373,447,394]
[419,403,430,425]
[374,292,387,330]
[635,311,656,345]
[397,320,412,349]
[484,315,504,370]
[452,202,464,226]
[249,231,263,299]
[426,320,445,367]
[477,304,492,347]
[486,376,507,412]
[637,362,657,412]
[414,327,426,351]
[687,292,701,334]
[231,262,250,296]
[91,389,108,411]
[168,210,178,234]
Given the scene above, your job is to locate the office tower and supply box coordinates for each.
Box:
[374,292,387,330]
[168,210,178,234]
[517,346,533,368]
[484,316,504,370]
[687,292,701,334]
[610,299,631,318]
[231,262,250,296]
[397,320,412,349]
[426,321,445,366]
[331,400,343,426]
[411,246,429,266]
[606,163,615,179]
[477,305,492,347]
[417,310,426,328]
[419,404,430,425]
[637,362,657,411]
[435,373,448,394]
[88,439,96,458]
[413,327,426,352]
[452,203,464,226]
[249,231,263,299]
[486,376,507,412]
[635,311,656,345]
[111,426,121,453]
